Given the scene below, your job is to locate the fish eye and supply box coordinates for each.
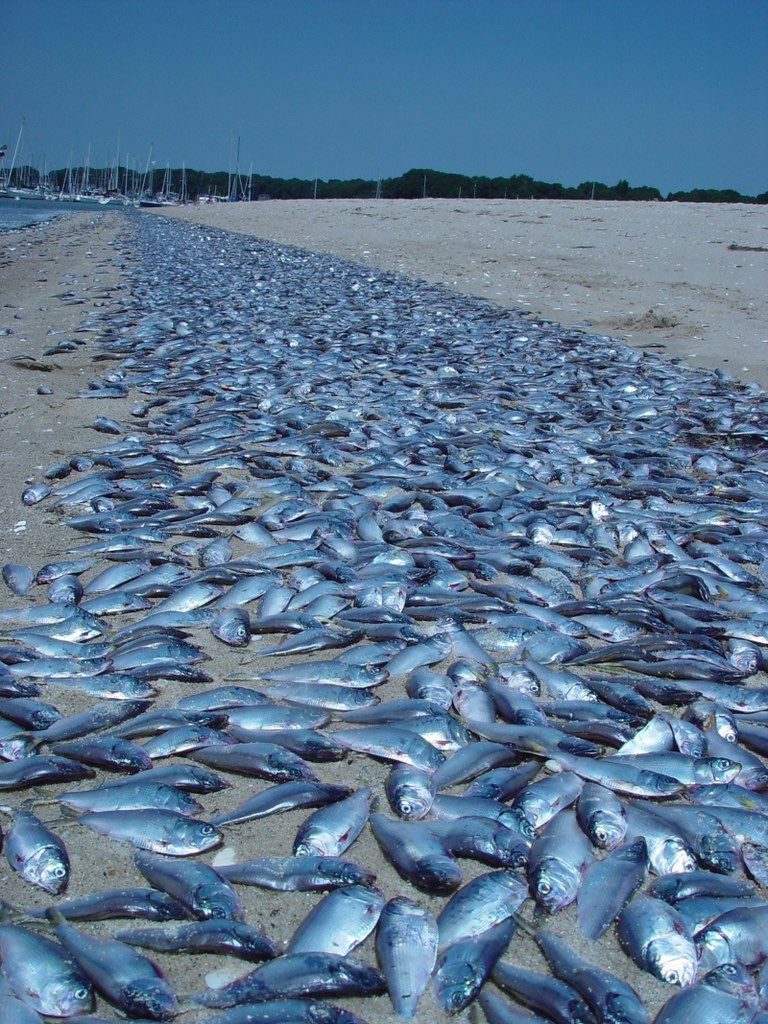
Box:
[201,824,216,835]
[714,758,731,771]
[537,879,552,896]
[52,865,66,877]
[400,801,412,814]
[721,964,737,976]
[665,970,679,985]
[75,987,90,1000]
[595,826,607,841]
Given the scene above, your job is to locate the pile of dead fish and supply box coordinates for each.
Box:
[2,212,768,1023]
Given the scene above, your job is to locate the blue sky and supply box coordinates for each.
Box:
[2,0,766,194]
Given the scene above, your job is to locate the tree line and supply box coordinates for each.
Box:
[17,163,768,204]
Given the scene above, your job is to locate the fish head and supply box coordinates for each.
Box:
[319,860,376,886]
[696,925,735,974]
[168,819,222,855]
[602,990,648,1024]
[648,936,697,987]
[491,825,529,867]
[41,975,93,1017]
[391,783,432,820]
[586,808,627,850]
[266,753,309,781]
[212,609,250,646]
[506,808,536,841]
[530,858,580,914]
[416,854,462,894]
[694,757,742,785]
[121,977,177,1019]
[434,957,481,1014]
[194,883,236,919]
[26,845,69,894]
[702,962,757,1000]
[653,838,696,875]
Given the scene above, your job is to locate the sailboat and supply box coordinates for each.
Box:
[139,159,180,207]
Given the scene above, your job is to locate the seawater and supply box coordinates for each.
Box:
[0,198,85,231]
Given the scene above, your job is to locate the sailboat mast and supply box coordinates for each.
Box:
[6,119,24,188]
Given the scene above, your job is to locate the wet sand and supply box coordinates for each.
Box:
[0,207,755,1022]
[158,197,768,387]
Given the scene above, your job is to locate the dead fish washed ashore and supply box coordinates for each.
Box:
[2,211,768,1022]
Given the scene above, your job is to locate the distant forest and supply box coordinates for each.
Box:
[18,164,768,204]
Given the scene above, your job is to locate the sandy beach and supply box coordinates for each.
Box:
[158,197,768,387]
[0,204,765,1023]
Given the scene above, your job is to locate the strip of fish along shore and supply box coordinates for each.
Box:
[0,204,767,1023]
[159,196,768,388]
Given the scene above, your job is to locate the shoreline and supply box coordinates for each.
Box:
[156,197,768,387]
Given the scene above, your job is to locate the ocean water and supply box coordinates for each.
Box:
[0,198,86,231]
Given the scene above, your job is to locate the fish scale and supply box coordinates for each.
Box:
[2,212,768,1021]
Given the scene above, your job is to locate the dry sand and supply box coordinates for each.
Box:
[160,197,768,387]
[0,204,761,1022]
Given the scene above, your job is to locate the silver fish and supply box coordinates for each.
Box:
[385,763,435,820]
[209,781,351,827]
[369,812,461,894]
[433,917,515,1014]
[193,951,385,1007]
[1,806,69,894]
[115,919,280,962]
[0,923,92,1017]
[576,781,627,850]
[436,869,527,951]
[654,985,755,1024]
[331,724,445,772]
[135,850,244,920]
[617,892,697,986]
[375,896,437,1018]
[51,913,177,1020]
[577,836,648,939]
[527,809,592,913]
[192,741,318,782]
[293,786,372,856]
[286,884,384,955]
[76,808,221,855]
[536,928,650,1024]
[217,856,376,891]
[493,959,596,1024]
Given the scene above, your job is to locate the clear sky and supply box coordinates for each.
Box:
[2,0,766,195]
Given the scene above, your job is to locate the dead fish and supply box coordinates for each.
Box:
[369,812,461,894]
[375,896,437,1018]
[577,837,648,939]
[1,806,69,894]
[436,869,527,951]
[536,928,650,1024]
[293,786,372,856]
[0,922,93,1016]
[135,849,244,920]
[217,856,376,891]
[286,884,384,956]
[209,781,351,827]
[75,809,222,855]
[617,892,697,987]
[115,919,280,962]
[433,917,515,1014]
[50,910,178,1020]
